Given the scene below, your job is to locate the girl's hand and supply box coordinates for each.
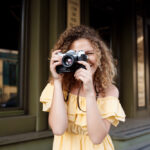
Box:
[74,61,94,93]
[50,50,63,81]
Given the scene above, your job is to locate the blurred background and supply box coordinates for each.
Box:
[0,0,150,150]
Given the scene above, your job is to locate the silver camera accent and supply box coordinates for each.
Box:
[56,50,88,73]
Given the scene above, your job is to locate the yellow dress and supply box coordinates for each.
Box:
[40,83,126,150]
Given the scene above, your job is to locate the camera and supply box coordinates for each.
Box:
[56,50,88,74]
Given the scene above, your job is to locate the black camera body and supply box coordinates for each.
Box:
[56,50,88,74]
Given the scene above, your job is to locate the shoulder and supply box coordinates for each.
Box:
[40,82,54,97]
[104,84,119,98]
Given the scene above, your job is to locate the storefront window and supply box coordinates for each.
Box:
[0,0,23,109]
[136,15,146,107]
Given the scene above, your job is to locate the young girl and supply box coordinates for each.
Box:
[40,25,125,150]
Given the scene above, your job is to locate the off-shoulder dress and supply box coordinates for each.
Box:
[40,83,126,150]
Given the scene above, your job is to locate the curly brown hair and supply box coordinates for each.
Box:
[49,25,117,97]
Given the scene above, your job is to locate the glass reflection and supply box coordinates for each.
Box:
[0,49,18,108]
[0,0,22,109]
[136,15,146,107]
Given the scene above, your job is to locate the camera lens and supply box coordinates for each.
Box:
[62,55,74,67]
[65,58,72,65]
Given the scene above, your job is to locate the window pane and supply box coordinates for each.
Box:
[0,0,23,109]
[136,15,146,107]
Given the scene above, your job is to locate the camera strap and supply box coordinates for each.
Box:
[65,81,99,112]
[64,82,72,102]
[77,82,86,112]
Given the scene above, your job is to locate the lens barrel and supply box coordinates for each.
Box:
[62,55,75,67]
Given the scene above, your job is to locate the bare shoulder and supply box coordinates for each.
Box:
[105,84,119,98]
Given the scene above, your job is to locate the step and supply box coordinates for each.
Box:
[110,118,150,140]
[110,118,150,150]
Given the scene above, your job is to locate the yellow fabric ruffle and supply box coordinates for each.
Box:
[65,92,125,128]
[40,83,126,129]
[97,96,125,126]
[40,83,54,112]
[40,83,126,150]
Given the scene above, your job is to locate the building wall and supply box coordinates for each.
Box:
[0,0,150,150]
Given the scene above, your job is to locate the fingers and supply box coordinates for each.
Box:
[50,61,62,71]
[74,62,92,83]
[50,50,62,74]
[75,74,84,81]
[52,49,61,57]
[77,61,91,70]
[74,68,88,81]
[51,55,62,64]
[50,50,62,65]
[74,71,85,80]
[75,68,87,75]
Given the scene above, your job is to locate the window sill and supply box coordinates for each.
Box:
[0,130,53,146]
[0,115,36,136]
[0,110,25,117]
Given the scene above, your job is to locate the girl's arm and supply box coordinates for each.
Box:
[74,61,118,144]
[48,79,68,135]
[48,50,68,135]
[86,85,119,144]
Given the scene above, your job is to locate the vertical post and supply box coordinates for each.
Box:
[29,0,49,131]
[120,0,137,117]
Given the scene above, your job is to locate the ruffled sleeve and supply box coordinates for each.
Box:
[40,83,54,112]
[97,96,126,127]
